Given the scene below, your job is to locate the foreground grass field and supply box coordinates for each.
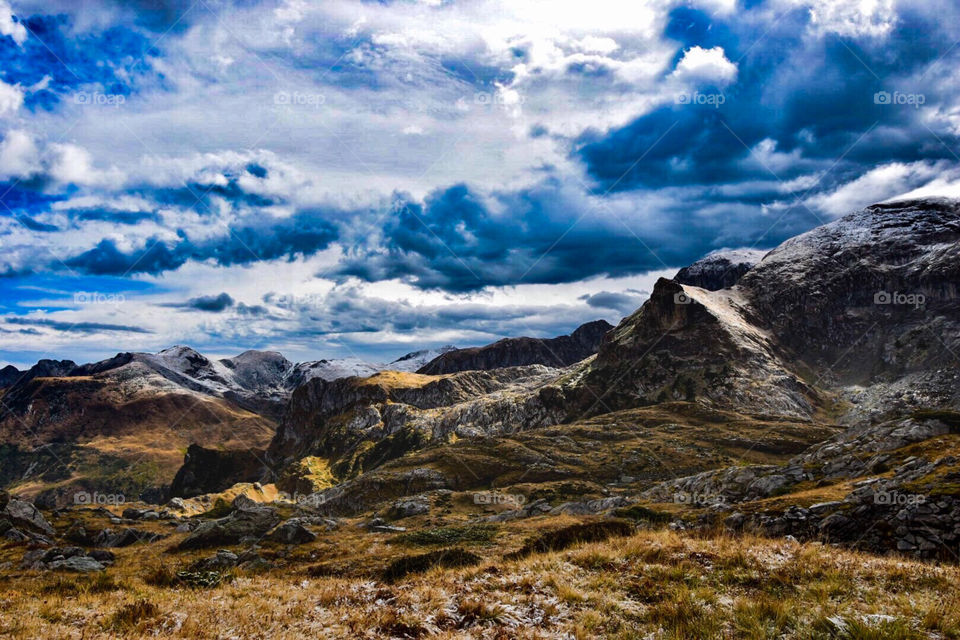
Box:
[2,522,958,639]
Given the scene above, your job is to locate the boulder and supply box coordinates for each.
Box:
[190,549,239,571]
[265,519,317,545]
[386,495,430,520]
[178,506,280,550]
[3,500,55,536]
[48,556,105,573]
[94,527,165,547]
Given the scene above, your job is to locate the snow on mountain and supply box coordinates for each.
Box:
[386,346,458,372]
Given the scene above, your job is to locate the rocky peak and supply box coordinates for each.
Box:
[572,278,817,419]
[674,248,767,291]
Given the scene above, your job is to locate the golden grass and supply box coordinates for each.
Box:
[1,523,958,639]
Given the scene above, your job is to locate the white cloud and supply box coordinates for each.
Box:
[807,161,946,216]
[0,78,23,117]
[0,0,26,45]
[798,0,897,38]
[671,46,738,85]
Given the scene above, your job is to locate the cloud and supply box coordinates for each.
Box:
[160,292,235,312]
[0,78,23,116]
[579,290,647,315]
[0,0,26,45]
[5,317,151,334]
[671,46,737,85]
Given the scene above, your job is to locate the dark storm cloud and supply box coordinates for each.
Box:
[580,290,647,315]
[63,210,339,275]
[6,317,152,334]
[575,6,958,192]
[159,292,235,312]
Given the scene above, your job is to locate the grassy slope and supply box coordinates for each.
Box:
[1,511,957,639]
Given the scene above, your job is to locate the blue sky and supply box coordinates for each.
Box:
[1,0,959,367]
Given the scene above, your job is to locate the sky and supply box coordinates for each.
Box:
[1,0,959,367]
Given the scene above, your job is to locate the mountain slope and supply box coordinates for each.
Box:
[416,320,612,375]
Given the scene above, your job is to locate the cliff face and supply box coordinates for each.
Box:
[416,320,612,375]
[738,199,960,386]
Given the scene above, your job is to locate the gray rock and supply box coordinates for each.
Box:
[387,495,430,520]
[166,497,188,511]
[191,549,239,571]
[178,506,280,550]
[265,519,317,545]
[48,556,105,573]
[3,500,55,536]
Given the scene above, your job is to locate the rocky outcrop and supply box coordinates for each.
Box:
[299,469,450,516]
[168,444,268,499]
[570,278,818,419]
[674,248,766,291]
[417,320,612,375]
[267,366,566,475]
[177,505,281,549]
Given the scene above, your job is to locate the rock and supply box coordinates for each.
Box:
[166,497,188,512]
[265,519,317,545]
[178,506,280,550]
[48,556,105,573]
[122,508,160,521]
[0,490,8,511]
[94,528,165,547]
[190,549,239,571]
[3,500,55,536]
[370,525,406,533]
[240,556,274,572]
[175,523,192,533]
[3,528,29,543]
[88,550,116,564]
[386,495,430,520]
[231,494,260,511]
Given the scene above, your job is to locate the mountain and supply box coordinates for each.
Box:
[387,346,458,372]
[573,198,960,422]
[416,320,612,375]
[673,248,767,290]
[249,196,960,553]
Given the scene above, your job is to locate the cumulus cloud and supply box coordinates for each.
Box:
[671,46,737,85]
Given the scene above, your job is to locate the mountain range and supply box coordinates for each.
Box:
[2,196,959,561]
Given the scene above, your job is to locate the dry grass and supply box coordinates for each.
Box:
[1,522,958,639]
